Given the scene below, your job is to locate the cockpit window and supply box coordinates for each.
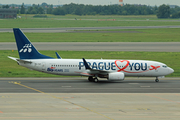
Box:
[162,65,167,68]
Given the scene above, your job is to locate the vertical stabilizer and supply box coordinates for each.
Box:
[13,28,53,59]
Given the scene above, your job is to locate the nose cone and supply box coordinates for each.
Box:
[168,67,174,74]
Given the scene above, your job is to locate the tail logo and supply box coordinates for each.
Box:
[19,44,32,53]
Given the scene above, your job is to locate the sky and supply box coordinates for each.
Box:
[1,0,180,6]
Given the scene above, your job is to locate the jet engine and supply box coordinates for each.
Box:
[108,72,124,81]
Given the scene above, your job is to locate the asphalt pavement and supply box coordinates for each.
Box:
[0,77,179,93]
[1,42,180,52]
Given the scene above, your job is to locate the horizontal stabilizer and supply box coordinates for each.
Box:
[8,56,32,63]
[8,56,18,61]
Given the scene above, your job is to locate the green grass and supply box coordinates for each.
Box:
[24,14,159,20]
[1,28,180,42]
[1,15,180,28]
[18,14,180,20]
[0,50,179,77]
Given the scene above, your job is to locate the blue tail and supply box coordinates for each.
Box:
[13,28,53,59]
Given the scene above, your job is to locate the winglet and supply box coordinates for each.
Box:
[82,58,91,69]
[55,52,62,59]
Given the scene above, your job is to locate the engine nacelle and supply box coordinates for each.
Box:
[108,72,125,81]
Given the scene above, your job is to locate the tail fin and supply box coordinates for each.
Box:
[13,28,53,59]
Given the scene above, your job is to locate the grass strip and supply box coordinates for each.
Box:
[1,28,180,42]
[1,17,180,28]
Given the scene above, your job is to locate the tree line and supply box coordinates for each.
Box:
[1,3,180,18]
[16,3,157,15]
[51,3,157,15]
[157,4,180,18]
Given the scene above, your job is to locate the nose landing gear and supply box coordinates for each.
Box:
[155,77,159,82]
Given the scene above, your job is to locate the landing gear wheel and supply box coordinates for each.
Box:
[88,77,94,82]
[94,78,99,83]
[155,77,159,82]
[155,79,159,82]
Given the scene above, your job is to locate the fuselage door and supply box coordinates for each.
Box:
[155,64,158,72]
[42,62,46,71]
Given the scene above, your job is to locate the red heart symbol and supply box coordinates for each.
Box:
[115,60,130,72]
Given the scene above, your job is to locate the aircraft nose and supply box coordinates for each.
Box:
[168,68,174,74]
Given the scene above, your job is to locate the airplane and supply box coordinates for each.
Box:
[8,28,174,83]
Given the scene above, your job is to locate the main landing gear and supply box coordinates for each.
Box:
[155,77,159,82]
[88,76,99,83]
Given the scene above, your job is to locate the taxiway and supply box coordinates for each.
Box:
[0,77,179,93]
[0,77,180,120]
[1,42,180,52]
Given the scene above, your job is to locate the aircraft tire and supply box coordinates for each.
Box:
[155,79,159,82]
[94,78,99,83]
[88,77,94,82]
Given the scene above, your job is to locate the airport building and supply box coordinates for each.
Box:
[0,9,17,19]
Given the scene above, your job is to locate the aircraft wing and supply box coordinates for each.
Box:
[82,58,110,74]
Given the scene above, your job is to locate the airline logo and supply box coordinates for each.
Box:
[47,67,69,72]
[47,67,63,72]
[79,60,160,73]
[19,44,32,53]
